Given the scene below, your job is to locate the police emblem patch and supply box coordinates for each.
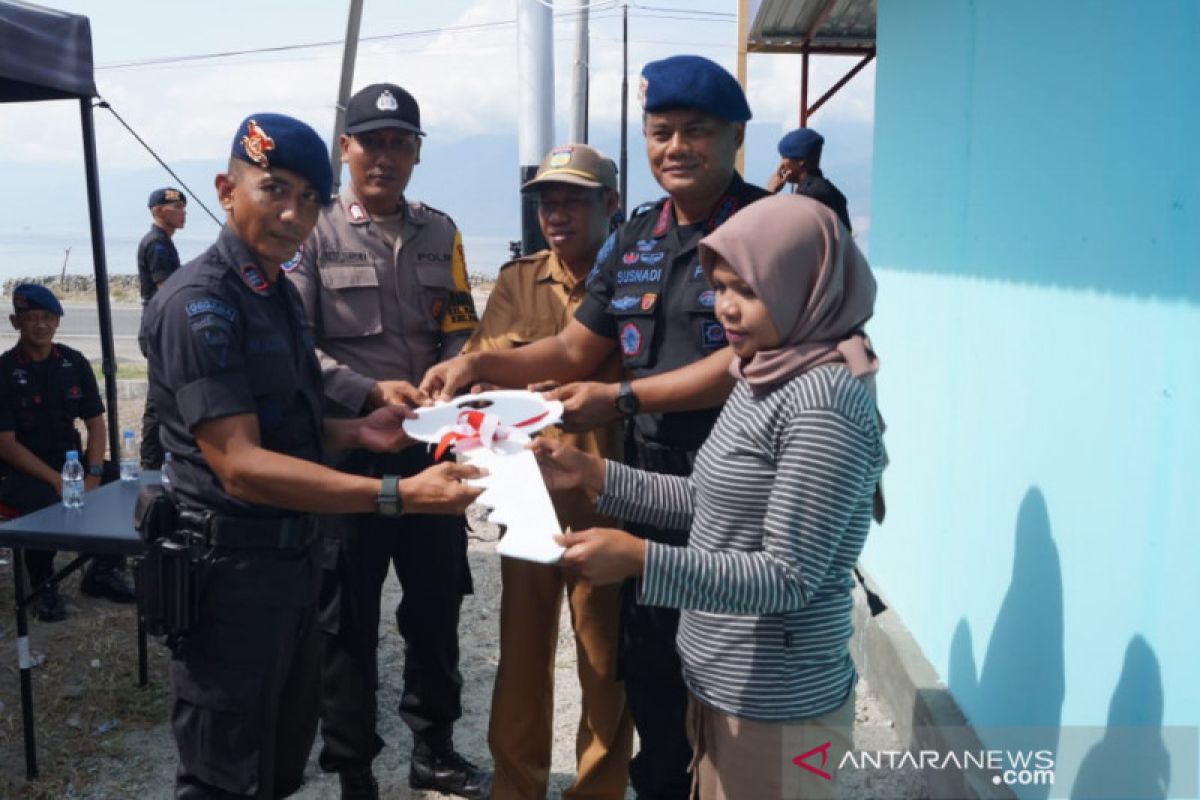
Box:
[640,293,657,312]
[701,320,726,349]
[698,289,715,309]
[622,251,640,265]
[241,119,275,168]
[611,296,639,311]
[281,245,304,273]
[620,322,643,356]
[548,147,573,168]
[377,89,399,111]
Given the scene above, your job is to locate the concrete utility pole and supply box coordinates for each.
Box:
[568,0,589,143]
[330,0,365,197]
[517,0,554,254]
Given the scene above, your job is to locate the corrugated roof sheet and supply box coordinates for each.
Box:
[747,0,876,54]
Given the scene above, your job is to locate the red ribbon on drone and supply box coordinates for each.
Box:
[433,409,550,461]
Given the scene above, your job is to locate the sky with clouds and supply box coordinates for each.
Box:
[1,0,876,272]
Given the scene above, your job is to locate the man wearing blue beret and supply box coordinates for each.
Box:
[0,284,136,620]
[767,127,853,230]
[140,112,483,798]
[137,186,187,473]
[422,53,769,800]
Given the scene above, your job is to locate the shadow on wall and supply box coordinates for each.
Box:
[948,486,1065,800]
[1070,636,1171,800]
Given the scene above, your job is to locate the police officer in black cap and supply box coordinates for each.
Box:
[422,54,769,800]
[0,283,135,621]
[138,186,187,470]
[141,112,483,799]
[290,82,488,800]
[767,127,852,231]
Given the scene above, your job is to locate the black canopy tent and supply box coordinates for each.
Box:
[0,0,122,461]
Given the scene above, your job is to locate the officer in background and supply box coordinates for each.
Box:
[465,144,633,800]
[137,186,187,470]
[421,54,769,800]
[289,84,486,800]
[766,127,852,230]
[140,113,483,799]
[0,284,135,621]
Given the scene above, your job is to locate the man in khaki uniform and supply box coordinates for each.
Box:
[289,83,487,800]
[465,144,633,800]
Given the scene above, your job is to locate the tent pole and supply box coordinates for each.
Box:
[79,98,120,462]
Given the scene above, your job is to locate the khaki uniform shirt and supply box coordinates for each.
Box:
[463,249,624,530]
[292,187,479,415]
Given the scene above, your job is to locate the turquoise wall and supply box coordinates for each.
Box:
[865,1,1199,796]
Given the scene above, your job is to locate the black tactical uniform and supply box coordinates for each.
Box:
[797,168,852,232]
[574,172,768,799]
[137,223,181,469]
[0,341,125,614]
[140,225,327,798]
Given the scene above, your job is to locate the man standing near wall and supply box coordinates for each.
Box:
[290,83,487,800]
[422,54,769,800]
[465,144,633,800]
[767,127,852,231]
[137,186,187,470]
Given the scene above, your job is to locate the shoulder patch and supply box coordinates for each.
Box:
[185,297,238,322]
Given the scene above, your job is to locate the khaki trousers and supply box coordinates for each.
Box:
[489,556,634,799]
[686,688,856,800]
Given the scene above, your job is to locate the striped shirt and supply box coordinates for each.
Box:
[596,364,885,721]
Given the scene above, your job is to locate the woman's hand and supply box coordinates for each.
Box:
[530,437,605,493]
[556,527,646,585]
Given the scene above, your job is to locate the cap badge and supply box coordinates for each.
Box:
[164,189,181,202]
[377,90,399,112]
[637,76,648,109]
[242,119,276,168]
[548,148,572,168]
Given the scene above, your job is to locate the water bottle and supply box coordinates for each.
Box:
[62,450,84,509]
[120,429,140,481]
[161,452,173,488]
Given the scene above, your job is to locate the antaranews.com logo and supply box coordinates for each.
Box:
[794,743,1055,788]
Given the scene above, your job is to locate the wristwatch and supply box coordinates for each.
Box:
[376,474,405,517]
[86,464,104,477]
[614,381,641,418]
[377,475,404,517]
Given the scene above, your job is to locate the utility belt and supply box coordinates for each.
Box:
[132,485,315,639]
[624,430,698,478]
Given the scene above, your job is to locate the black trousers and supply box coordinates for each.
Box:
[316,447,472,773]
[172,543,321,799]
[620,433,697,800]
[0,466,124,587]
[141,391,165,470]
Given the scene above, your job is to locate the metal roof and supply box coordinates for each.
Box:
[746,0,876,55]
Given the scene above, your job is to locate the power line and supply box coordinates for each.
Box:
[96,100,224,228]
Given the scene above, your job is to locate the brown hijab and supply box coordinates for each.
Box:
[699,195,886,522]
[698,194,879,394]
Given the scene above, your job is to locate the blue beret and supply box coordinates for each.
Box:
[230,113,334,204]
[148,187,186,207]
[640,55,751,122]
[12,283,63,317]
[778,128,824,160]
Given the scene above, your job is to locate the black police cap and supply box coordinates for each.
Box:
[344,83,424,136]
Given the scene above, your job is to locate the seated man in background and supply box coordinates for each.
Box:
[0,283,134,621]
[465,144,633,800]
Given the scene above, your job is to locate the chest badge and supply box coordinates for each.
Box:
[622,251,639,265]
[640,293,657,312]
[620,322,643,357]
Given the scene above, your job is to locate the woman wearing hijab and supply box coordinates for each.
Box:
[532,194,886,800]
